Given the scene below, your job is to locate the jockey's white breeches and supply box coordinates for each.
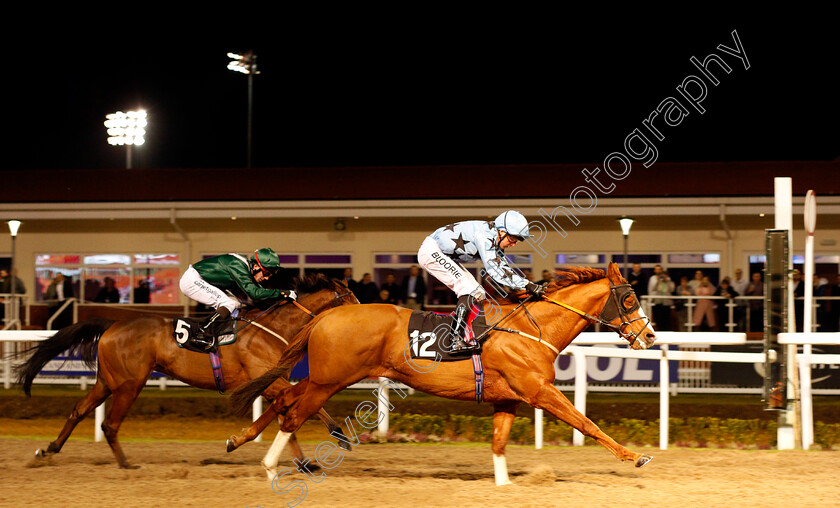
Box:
[179,265,241,313]
[418,236,486,300]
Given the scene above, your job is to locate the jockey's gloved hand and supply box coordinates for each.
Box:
[525,282,545,297]
[279,290,297,301]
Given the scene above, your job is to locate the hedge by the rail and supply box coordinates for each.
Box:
[357,413,840,450]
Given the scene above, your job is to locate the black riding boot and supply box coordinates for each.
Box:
[195,307,231,350]
[449,295,480,354]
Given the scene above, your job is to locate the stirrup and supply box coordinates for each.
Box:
[449,337,480,354]
[191,331,216,351]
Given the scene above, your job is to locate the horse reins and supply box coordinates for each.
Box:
[236,284,355,345]
[481,282,650,354]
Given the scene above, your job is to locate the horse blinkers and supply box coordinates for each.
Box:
[599,283,653,349]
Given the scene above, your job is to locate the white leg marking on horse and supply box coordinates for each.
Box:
[262,431,292,481]
[493,454,512,486]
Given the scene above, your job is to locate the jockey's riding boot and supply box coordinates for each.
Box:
[196,307,231,350]
[449,295,480,354]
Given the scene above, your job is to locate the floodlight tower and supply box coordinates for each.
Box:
[227,51,259,168]
[104,110,147,168]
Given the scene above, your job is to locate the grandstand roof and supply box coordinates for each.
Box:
[2,160,838,204]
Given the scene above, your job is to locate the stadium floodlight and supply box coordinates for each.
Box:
[227,50,259,168]
[227,51,259,75]
[105,110,147,146]
[105,110,146,168]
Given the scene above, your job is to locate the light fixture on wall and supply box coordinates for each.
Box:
[617,217,635,278]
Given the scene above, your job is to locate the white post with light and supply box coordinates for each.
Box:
[4,221,21,389]
[7,220,21,326]
[618,217,635,278]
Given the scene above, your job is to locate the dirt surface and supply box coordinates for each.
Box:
[2,388,839,507]
[1,437,839,508]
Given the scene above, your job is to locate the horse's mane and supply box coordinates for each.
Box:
[293,272,339,294]
[484,266,607,304]
[552,266,607,288]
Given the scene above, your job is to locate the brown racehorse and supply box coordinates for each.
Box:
[228,262,657,484]
[15,273,358,469]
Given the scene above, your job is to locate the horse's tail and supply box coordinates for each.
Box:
[14,318,117,396]
[230,317,318,416]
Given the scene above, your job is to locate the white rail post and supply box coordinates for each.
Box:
[572,348,587,446]
[377,377,390,434]
[2,340,10,389]
[798,354,813,449]
[801,190,816,449]
[534,408,543,449]
[659,344,670,450]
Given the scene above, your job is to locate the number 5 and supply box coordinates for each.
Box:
[175,320,190,344]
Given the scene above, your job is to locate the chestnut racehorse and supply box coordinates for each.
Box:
[228,262,657,484]
[15,273,358,468]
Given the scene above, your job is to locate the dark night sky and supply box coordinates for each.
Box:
[6,15,837,172]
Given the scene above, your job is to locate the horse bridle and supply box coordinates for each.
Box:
[596,282,653,346]
[542,282,652,348]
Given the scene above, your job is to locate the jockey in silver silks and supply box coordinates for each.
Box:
[417,210,545,353]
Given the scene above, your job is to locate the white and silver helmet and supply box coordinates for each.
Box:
[494,210,533,240]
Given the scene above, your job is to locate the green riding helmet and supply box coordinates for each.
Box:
[250,247,282,283]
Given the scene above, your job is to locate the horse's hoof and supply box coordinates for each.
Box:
[226,437,237,453]
[120,463,140,470]
[337,440,352,451]
[35,449,46,458]
[636,454,653,467]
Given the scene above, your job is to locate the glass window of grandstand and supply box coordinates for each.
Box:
[554,253,722,285]
[555,252,722,332]
[35,253,181,304]
[202,253,353,285]
[301,254,353,281]
[373,254,419,306]
[748,254,840,332]
[747,254,839,281]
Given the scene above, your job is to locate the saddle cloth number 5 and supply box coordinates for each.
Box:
[175,320,191,345]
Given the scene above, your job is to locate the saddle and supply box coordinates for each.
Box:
[406,310,489,362]
[173,316,238,354]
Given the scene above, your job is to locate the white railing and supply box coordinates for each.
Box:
[778,332,840,449]
[0,329,410,443]
[44,298,78,330]
[3,330,839,450]
[1,293,31,330]
[546,332,757,450]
